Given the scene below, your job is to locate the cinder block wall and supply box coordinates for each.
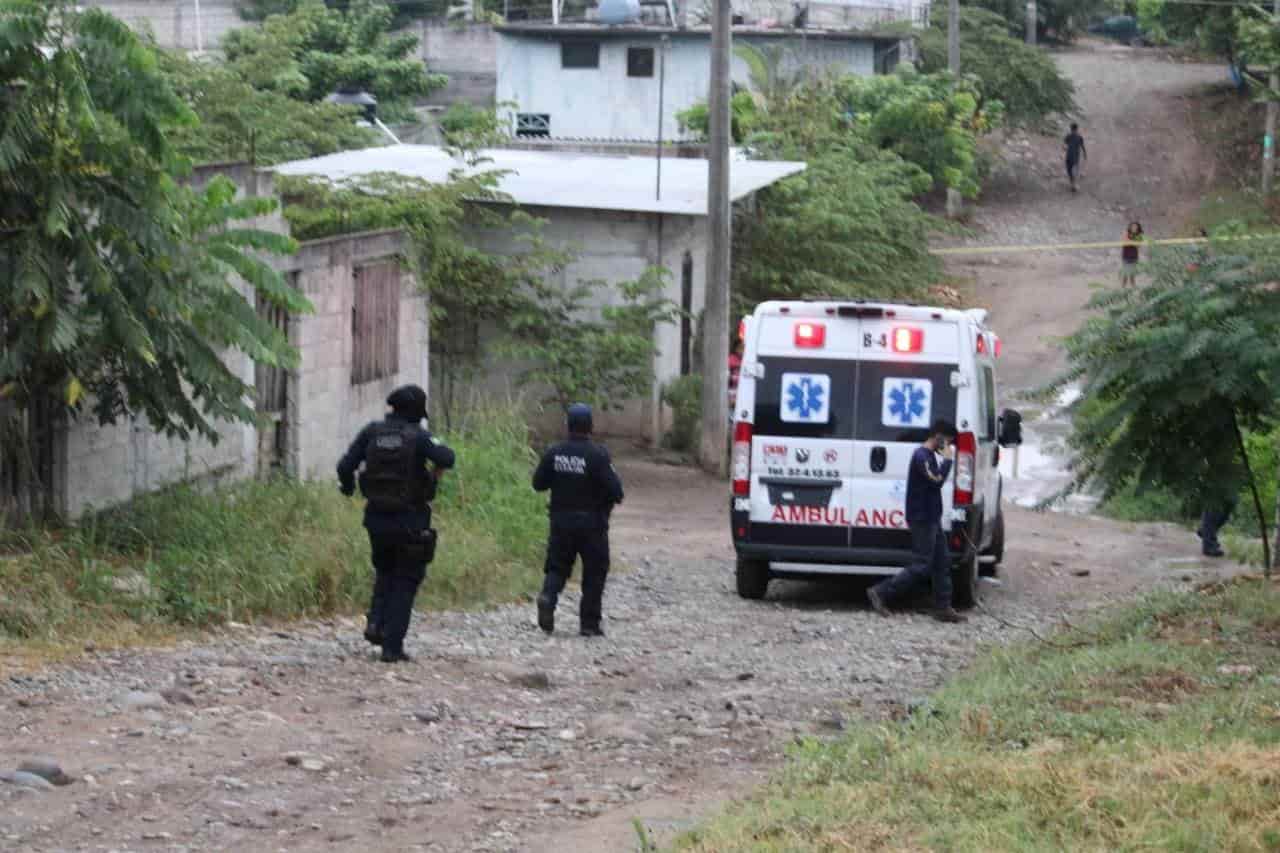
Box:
[82,0,245,50]
[281,230,428,480]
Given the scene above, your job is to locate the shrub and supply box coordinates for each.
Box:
[661,374,703,452]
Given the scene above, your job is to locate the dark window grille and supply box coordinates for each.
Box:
[627,46,655,78]
[561,41,600,68]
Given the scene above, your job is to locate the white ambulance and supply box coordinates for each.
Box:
[729,300,1024,607]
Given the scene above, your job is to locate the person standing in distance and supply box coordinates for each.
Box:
[533,404,624,637]
[337,384,455,663]
[867,419,969,624]
[1064,123,1087,193]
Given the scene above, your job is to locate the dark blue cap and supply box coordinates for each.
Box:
[567,403,593,435]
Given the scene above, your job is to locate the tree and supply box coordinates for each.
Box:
[962,0,1109,42]
[222,0,446,120]
[0,2,305,513]
[836,70,998,198]
[729,77,941,312]
[238,0,446,29]
[158,51,377,166]
[1047,240,1280,572]
[918,8,1076,127]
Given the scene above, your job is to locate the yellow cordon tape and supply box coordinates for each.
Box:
[930,234,1280,256]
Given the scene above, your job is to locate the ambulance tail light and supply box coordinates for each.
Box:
[891,327,924,353]
[794,322,825,348]
[994,335,1003,358]
[732,421,753,496]
[954,431,976,506]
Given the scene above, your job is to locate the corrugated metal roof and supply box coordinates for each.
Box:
[271,145,806,216]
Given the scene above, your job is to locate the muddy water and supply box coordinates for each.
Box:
[999,385,1098,513]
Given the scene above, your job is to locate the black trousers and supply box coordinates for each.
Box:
[873,521,953,611]
[1199,497,1237,551]
[367,530,429,656]
[539,524,610,630]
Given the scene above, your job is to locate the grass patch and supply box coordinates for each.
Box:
[0,407,546,664]
[675,578,1280,852]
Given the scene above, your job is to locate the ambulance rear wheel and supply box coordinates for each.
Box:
[736,557,770,600]
[951,551,980,610]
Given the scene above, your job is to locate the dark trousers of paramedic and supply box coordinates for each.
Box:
[539,523,610,630]
[873,521,952,610]
[367,530,429,656]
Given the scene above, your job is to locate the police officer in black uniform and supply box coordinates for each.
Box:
[337,385,455,663]
[533,403,624,637]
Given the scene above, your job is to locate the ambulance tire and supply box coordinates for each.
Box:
[951,550,980,610]
[736,557,770,600]
[981,511,1005,577]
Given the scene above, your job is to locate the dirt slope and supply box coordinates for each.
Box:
[0,43,1242,853]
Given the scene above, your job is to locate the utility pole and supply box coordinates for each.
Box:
[1266,0,1279,194]
[194,0,203,52]
[1025,0,1036,44]
[945,0,962,218]
[700,0,732,475]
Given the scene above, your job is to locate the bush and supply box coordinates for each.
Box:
[661,374,703,452]
[0,407,547,645]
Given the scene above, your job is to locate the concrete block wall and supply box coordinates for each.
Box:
[279,230,427,480]
[83,0,245,50]
[417,21,498,105]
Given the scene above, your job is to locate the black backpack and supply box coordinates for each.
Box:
[359,423,425,513]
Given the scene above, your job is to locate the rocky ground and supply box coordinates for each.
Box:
[0,42,1246,853]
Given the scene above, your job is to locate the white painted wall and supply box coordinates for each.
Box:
[496,32,877,141]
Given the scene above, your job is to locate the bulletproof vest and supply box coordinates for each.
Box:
[359,423,429,513]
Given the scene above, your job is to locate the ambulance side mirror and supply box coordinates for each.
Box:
[998,409,1023,447]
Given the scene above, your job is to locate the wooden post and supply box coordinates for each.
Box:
[945,0,962,218]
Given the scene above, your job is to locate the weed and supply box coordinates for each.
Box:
[0,406,547,663]
[676,580,1280,852]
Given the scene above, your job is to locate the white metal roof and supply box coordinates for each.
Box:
[271,145,806,216]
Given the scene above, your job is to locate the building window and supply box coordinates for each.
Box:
[627,46,655,78]
[351,260,401,386]
[561,41,600,68]
[515,113,551,138]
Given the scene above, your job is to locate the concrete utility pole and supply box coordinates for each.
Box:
[1025,0,1036,44]
[700,0,732,475]
[1266,0,1279,194]
[945,0,962,218]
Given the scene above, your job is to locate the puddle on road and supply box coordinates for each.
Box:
[999,385,1097,514]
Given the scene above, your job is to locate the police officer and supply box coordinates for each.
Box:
[337,385,455,663]
[533,403,624,637]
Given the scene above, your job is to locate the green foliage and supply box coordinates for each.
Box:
[1047,240,1280,559]
[962,0,1109,42]
[1136,0,1170,45]
[837,70,996,198]
[918,8,1076,127]
[0,406,546,641]
[0,1,304,444]
[661,374,702,453]
[729,76,940,312]
[676,91,760,142]
[679,580,1280,850]
[237,0,446,27]
[504,267,679,411]
[158,51,376,166]
[222,0,446,119]
[438,102,508,148]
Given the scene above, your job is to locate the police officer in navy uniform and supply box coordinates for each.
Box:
[533,403,624,637]
[337,385,455,663]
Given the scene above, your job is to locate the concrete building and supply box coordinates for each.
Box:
[272,144,804,441]
[495,20,919,141]
[1,165,427,521]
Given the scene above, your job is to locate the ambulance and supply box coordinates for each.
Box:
[729,300,1024,607]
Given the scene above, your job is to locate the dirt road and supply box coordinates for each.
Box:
[0,44,1242,853]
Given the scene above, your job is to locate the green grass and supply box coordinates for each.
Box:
[675,578,1280,852]
[0,407,547,663]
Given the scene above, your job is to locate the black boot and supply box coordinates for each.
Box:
[579,625,605,638]
[537,595,555,634]
[364,625,384,646]
[380,649,412,664]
